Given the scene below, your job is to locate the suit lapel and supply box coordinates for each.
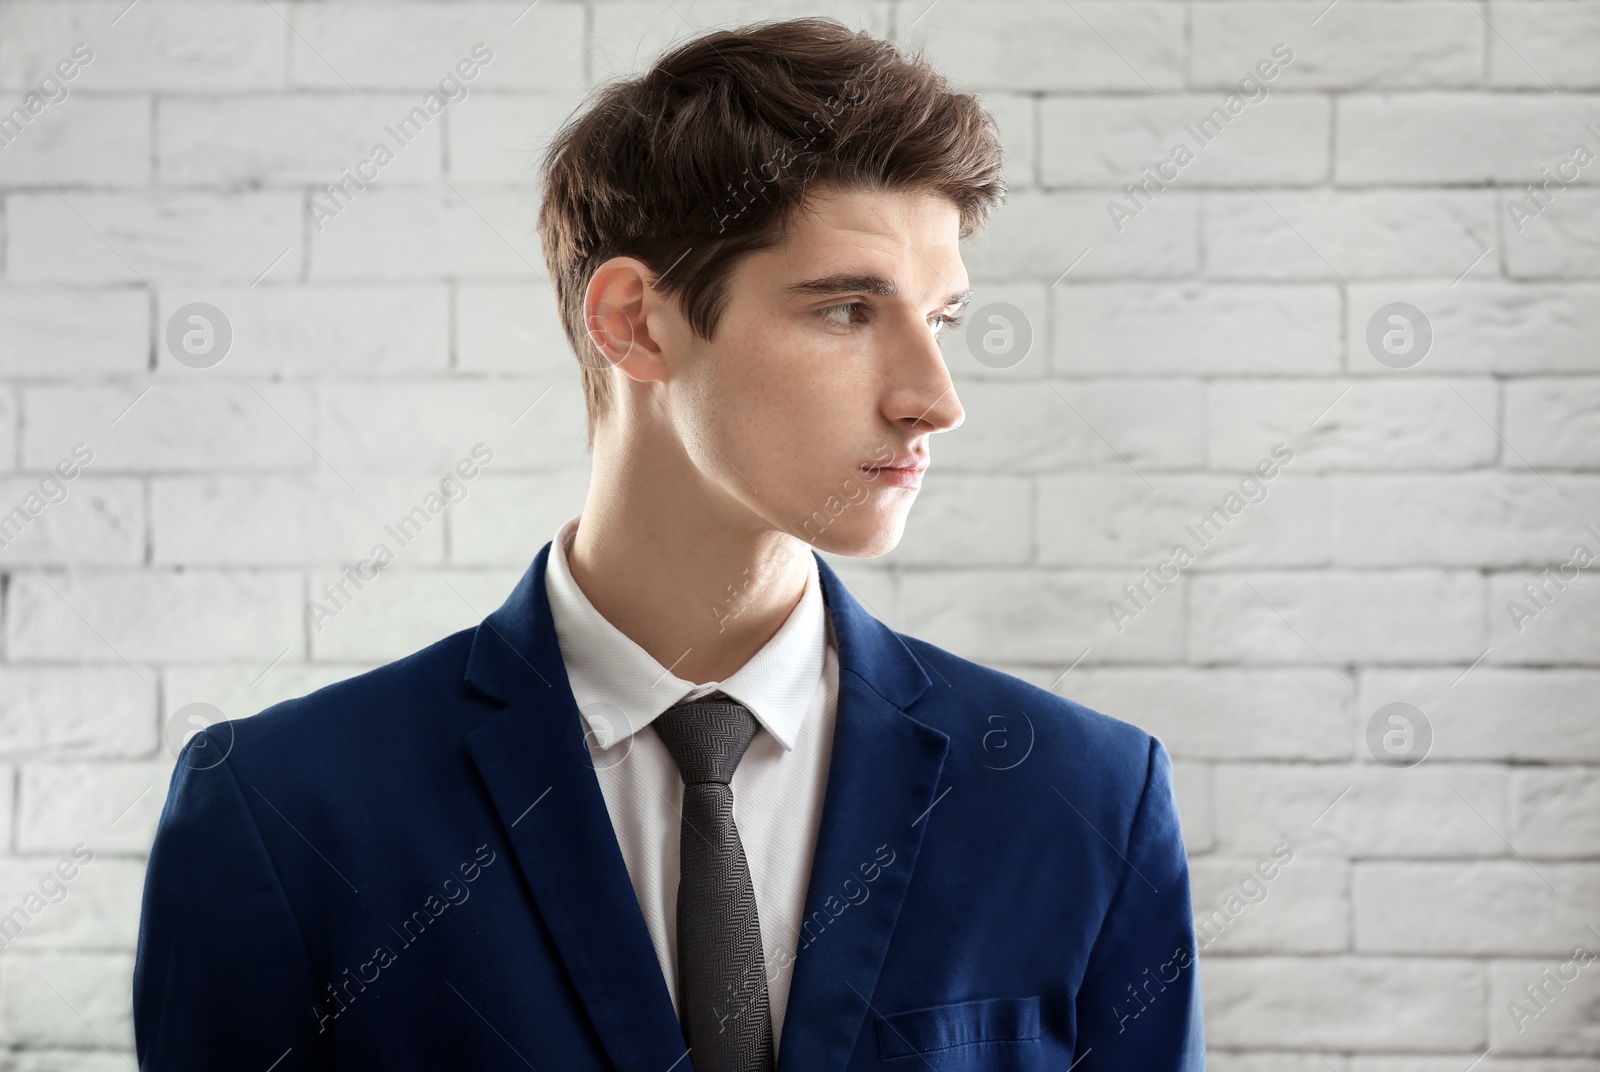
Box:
[460,542,950,1072]
[774,556,949,1072]
[463,543,689,1071]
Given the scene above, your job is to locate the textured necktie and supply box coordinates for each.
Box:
[652,691,777,1072]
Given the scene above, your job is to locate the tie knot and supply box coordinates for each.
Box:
[652,691,760,786]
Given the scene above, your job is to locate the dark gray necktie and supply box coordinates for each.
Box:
[652,691,776,1072]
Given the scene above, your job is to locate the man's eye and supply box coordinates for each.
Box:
[818,301,867,328]
[817,303,968,336]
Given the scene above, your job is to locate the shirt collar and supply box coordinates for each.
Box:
[544,514,825,753]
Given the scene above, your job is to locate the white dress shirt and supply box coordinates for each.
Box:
[543,514,839,1054]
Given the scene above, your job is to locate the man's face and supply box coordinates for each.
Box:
[646,182,968,558]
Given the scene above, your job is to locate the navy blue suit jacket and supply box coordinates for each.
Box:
[134,541,1205,1070]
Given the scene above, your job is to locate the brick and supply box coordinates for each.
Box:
[1204,190,1496,281]
[1207,380,1499,471]
[446,93,578,184]
[159,94,442,185]
[0,668,153,760]
[0,97,149,186]
[1192,3,1480,90]
[1488,569,1600,664]
[21,383,317,474]
[6,191,303,285]
[1506,190,1600,278]
[1490,1,1600,88]
[289,2,585,91]
[1338,94,1600,185]
[0,390,16,471]
[0,856,144,952]
[1213,763,1511,858]
[1040,94,1329,186]
[448,470,590,566]
[0,952,134,1050]
[1505,379,1600,467]
[894,0,1185,91]
[0,770,12,854]
[0,1052,135,1071]
[1214,1058,1345,1072]
[1192,570,1485,665]
[151,475,450,566]
[317,382,587,473]
[0,476,143,566]
[1038,474,1333,569]
[1058,668,1352,761]
[1334,475,1600,567]
[936,380,1204,473]
[967,190,1198,280]
[456,282,578,376]
[309,187,544,280]
[1191,855,1348,953]
[1351,1061,1600,1072]
[1359,668,1600,763]
[1203,956,1485,1051]
[1347,284,1600,375]
[1515,769,1600,858]
[307,567,522,662]
[18,761,173,855]
[0,2,284,91]
[1055,285,1341,376]
[1355,863,1600,954]
[0,288,148,377]
[154,286,448,375]
[5,570,302,663]
[1490,959,1600,1054]
[896,568,1186,664]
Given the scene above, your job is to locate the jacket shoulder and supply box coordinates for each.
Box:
[894,631,1159,789]
[207,625,485,766]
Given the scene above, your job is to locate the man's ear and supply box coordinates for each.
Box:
[584,256,669,385]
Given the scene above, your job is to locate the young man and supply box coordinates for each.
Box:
[134,17,1204,1071]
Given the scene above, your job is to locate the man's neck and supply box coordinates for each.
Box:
[564,502,811,686]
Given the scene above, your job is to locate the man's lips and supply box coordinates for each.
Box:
[862,454,928,473]
[861,455,928,488]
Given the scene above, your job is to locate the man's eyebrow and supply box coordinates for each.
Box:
[786,272,972,310]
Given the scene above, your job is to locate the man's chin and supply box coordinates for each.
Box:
[803,510,909,560]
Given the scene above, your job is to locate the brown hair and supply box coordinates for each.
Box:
[535,17,1007,450]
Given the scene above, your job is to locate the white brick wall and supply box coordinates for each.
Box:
[0,0,1595,1064]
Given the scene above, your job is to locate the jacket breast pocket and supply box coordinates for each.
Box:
[874,995,1042,1066]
